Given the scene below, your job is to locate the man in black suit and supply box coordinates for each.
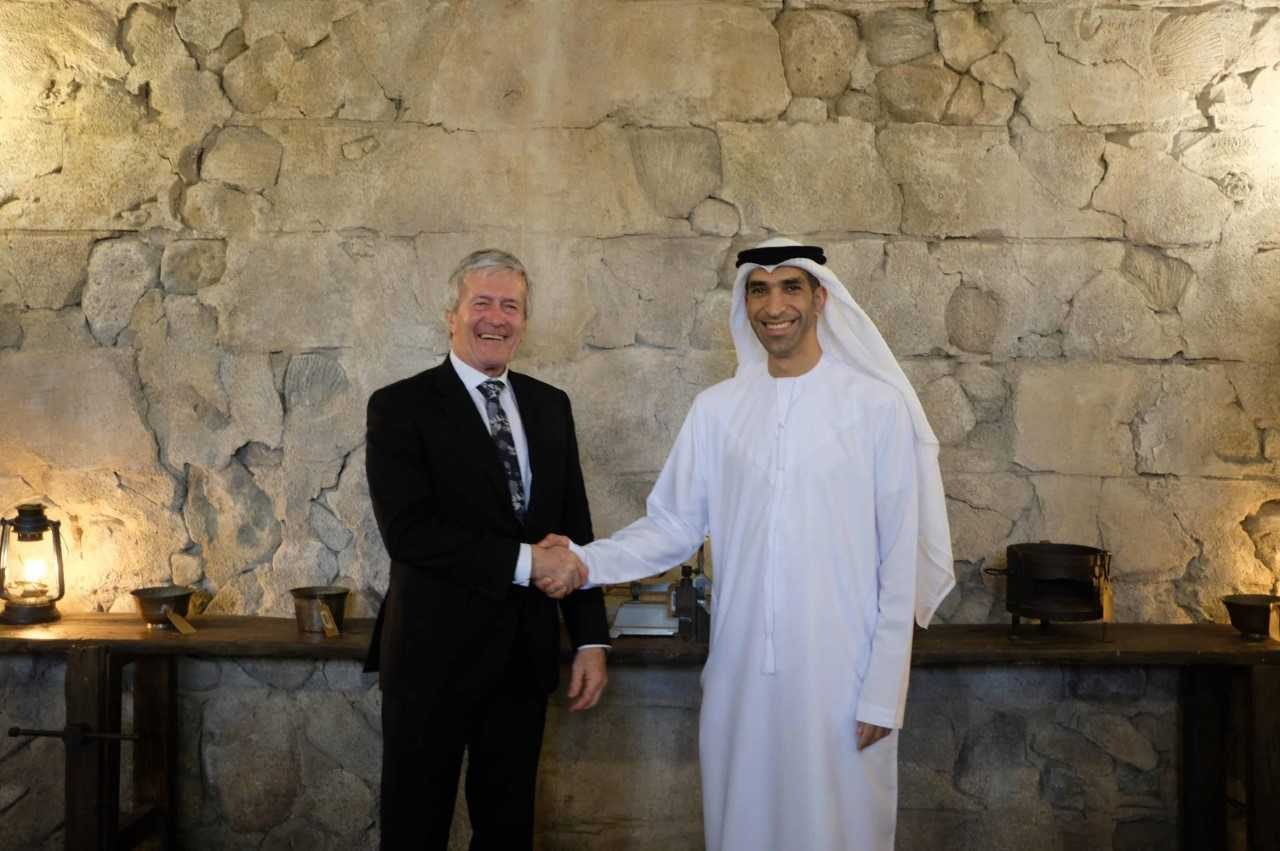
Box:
[364,249,610,850]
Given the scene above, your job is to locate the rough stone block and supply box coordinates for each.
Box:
[879,124,1121,239]
[627,129,721,219]
[1068,707,1158,771]
[203,690,301,834]
[1135,366,1270,477]
[265,124,688,238]
[202,233,438,352]
[0,131,180,231]
[1098,478,1198,583]
[160,239,226,294]
[428,0,788,128]
[202,127,283,192]
[584,238,726,350]
[0,234,95,309]
[783,97,827,124]
[1094,144,1234,247]
[935,9,998,72]
[1013,364,1152,476]
[242,0,335,50]
[689,199,739,237]
[720,120,900,234]
[775,10,860,98]
[185,460,282,586]
[84,238,161,345]
[175,0,242,51]
[1062,269,1183,360]
[0,120,63,198]
[1177,241,1280,364]
[877,55,960,123]
[0,349,154,475]
[0,3,126,119]
[861,9,936,67]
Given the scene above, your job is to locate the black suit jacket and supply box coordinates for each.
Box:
[363,357,609,703]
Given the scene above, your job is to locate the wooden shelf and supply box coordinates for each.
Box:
[4,615,1277,667]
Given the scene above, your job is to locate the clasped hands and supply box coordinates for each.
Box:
[530,533,587,599]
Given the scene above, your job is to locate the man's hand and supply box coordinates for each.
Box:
[567,647,607,711]
[531,536,587,599]
[856,721,892,751]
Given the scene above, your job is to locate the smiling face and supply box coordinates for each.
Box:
[447,267,529,377]
[745,265,826,376]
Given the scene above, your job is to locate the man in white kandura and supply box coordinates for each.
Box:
[538,237,956,850]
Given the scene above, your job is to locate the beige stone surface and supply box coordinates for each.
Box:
[1062,269,1183,360]
[202,127,283,192]
[1094,144,1234,247]
[1099,478,1198,583]
[1177,242,1280,364]
[0,129,181,230]
[584,238,726,350]
[0,120,63,199]
[991,8,1199,130]
[720,120,901,234]
[83,238,161,345]
[0,2,127,118]
[428,0,789,128]
[880,124,1122,239]
[776,10,861,99]
[935,10,998,72]
[0,349,155,475]
[784,97,828,124]
[861,9,937,67]
[1013,364,1153,476]
[185,460,283,587]
[1136,366,1272,478]
[264,123,689,237]
[836,239,954,357]
[919,375,977,446]
[877,56,960,123]
[689,199,740,237]
[161,239,226,294]
[0,234,95,309]
[628,129,721,219]
[174,0,242,52]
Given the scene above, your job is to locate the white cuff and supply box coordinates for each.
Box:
[514,543,532,586]
[568,540,595,589]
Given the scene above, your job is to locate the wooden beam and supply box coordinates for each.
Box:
[1248,665,1280,851]
[1182,666,1229,851]
[64,646,122,851]
[130,656,176,849]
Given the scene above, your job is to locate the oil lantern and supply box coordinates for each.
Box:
[0,504,66,625]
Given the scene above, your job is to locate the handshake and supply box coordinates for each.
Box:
[530,533,589,599]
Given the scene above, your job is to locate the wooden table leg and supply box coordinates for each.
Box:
[122,656,176,849]
[1247,665,1280,851]
[1182,666,1229,851]
[64,646,122,851]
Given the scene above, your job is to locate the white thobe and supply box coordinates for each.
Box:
[579,356,920,851]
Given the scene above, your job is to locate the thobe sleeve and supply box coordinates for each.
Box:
[577,402,709,585]
[855,393,921,730]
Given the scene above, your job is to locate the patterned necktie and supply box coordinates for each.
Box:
[478,379,526,521]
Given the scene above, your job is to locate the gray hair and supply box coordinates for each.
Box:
[447,249,531,316]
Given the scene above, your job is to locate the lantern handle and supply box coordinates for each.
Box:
[0,519,8,594]
[50,521,66,604]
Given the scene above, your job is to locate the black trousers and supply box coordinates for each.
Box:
[379,643,548,851]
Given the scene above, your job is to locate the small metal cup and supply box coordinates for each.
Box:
[131,585,195,630]
[290,586,349,635]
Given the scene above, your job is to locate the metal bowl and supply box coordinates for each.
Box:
[1222,594,1280,641]
[131,585,195,629]
[289,585,349,634]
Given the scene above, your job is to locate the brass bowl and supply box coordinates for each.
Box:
[131,585,195,629]
[1222,594,1280,641]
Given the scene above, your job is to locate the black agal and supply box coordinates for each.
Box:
[735,244,827,268]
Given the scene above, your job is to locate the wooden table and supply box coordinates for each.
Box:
[2,617,1277,850]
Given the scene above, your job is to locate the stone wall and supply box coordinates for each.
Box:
[1,657,1178,851]
[0,0,1276,848]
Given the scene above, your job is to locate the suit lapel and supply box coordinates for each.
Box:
[428,358,517,521]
